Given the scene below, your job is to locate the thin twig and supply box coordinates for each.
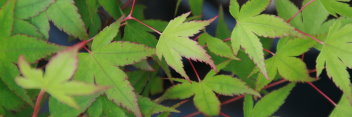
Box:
[307,82,337,106]
[188,59,201,82]
[32,90,45,117]
[287,0,317,23]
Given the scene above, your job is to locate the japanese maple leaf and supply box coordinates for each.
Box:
[15,41,107,109]
[229,0,297,79]
[69,21,155,117]
[319,0,352,17]
[316,21,352,96]
[161,62,259,116]
[156,12,217,80]
[0,0,61,107]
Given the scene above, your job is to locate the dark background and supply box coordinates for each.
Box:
[49,0,348,117]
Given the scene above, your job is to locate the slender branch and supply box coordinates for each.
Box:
[295,28,325,44]
[287,0,317,23]
[221,95,245,105]
[307,82,337,106]
[128,0,136,16]
[32,90,45,117]
[188,59,201,82]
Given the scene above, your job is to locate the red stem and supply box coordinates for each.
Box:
[221,95,245,105]
[184,112,201,117]
[307,82,337,106]
[128,0,136,16]
[130,17,162,34]
[32,90,45,117]
[295,28,324,44]
[188,59,201,82]
[287,0,316,23]
[263,48,275,56]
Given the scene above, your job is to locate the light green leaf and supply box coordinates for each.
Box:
[188,0,203,16]
[47,0,88,40]
[238,0,270,19]
[29,12,50,39]
[316,21,352,95]
[123,21,158,47]
[13,19,44,39]
[162,82,194,100]
[16,42,107,109]
[91,21,120,50]
[15,0,54,19]
[138,96,178,116]
[156,12,216,79]
[49,93,101,117]
[275,0,304,29]
[276,56,314,82]
[193,83,220,116]
[329,95,352,117]
[320,0,352,17]
[251,83,295,117]
[199,33,239,60]
[0,0,15,38]
[203,75,260,96]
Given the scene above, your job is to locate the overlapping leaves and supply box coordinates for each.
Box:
[229,0,297,79]
[156,12,217,80]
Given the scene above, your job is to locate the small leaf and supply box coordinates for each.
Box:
[320,0,352,17]
[193,83,220,116]
[15,0,54,19]
[238,0,270,19]
[203,75,260,96]
[252,83,296,117]
[13,19,44,39]
[243,95,254,117]
[199,33,239,60]
[216,6,231,39]
[156,12,217,79]
[16,42,107,109]
[162,82,194,100]
[98,0,122,19]
[47,0,88,40]
[138,96,178,116]
[0,0,15,38]
[91,21,120,50]
[29,12,50,39]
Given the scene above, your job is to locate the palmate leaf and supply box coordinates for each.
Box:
[316,21,352,95]
[16,41,107,109]
[188,0,203,16]
[46,0,88,40]
[329,95,352,117]
[68,21,155,117]
[162,62,258,116]
[230,0,297,79]
[156,12,217,80]
[15,0,54,19]
[246,83,296,117]
[319,0,352,17]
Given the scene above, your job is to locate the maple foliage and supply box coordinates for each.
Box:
[1,0,352,116]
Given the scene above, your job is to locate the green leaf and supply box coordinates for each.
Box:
[29,12,50,39]
[16,42,107,109]
[87,96,103,117]
[0,0,15,38]
[251,83,295,117]
[98,0,122,19]
[76,0,101,37]
[329,95,352,117]
[275,0,304,29]
[138,96,178,116]
[149,77,164,95]
[123,21,158,47]
[193,83,220,116]
[162,82,194,100]
[0,80,26,111]
[203,75,260,96]
[199,33,239,60]
[216,6,231,39]
[49,94,101,117]
[74,21,155,117]
[47,0,88,40]
[320,0,352,17]
[156,12,217,79]
[13,19,44,39]
[188,0,203,16]
[15,0,54,19]
[316,21,352,95]
[275,56,314,82]
[237,0,270,19]
[243,95,254,117]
